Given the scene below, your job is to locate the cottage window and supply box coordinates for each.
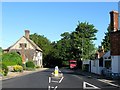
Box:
[105,61,111,69]
[19,43,27,48]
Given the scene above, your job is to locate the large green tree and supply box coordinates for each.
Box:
[30,33,52,56]
[71,22,98,60]
[30,21,98,68]
[30,33,62,67]
[101,26,110,52]
[54,32,72,66]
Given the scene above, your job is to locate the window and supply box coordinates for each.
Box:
[105,61,111,69]
[19,43,27,48]
[19,43,22,48]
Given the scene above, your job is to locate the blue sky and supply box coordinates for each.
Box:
[2,2,118,49]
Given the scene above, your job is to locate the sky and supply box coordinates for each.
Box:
[1,2,118,49]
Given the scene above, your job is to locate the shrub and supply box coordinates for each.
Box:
[13,65,23,72]
[35,65,40,68]
[26,61,35,68]
[25,67,35,71]
[2,52,22,66]
[0,63,8,76]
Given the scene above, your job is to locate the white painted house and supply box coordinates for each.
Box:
[83,10,120,78]
[4,30,43,67]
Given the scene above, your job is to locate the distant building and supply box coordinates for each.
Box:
[4,30,43,67]
[96,46,105,59]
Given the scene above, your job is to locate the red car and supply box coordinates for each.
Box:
[69,60,77,69]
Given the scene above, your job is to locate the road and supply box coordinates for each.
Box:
[2,68,120,90]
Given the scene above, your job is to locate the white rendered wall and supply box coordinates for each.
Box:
[111,56,120,73]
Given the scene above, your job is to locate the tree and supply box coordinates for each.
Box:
[0,47,2,61]
[101,26,110,52]
[54,32,72,66]
[30,33,53,67]
[53,22,97,67]
[71,21,98,60]
[30,33,62,67]
[29,21,98,68]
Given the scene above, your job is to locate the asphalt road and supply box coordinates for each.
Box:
[2,68,120,90]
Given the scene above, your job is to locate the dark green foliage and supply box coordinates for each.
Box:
[0,47,2,62]
[71,22,98,60]
[2,52,22,66]
[26,61,35,68]
[101,26,110,52]
[30,33,53,67]
[54,22,97,67]
[2,63,8,76]
[30,21,98,68]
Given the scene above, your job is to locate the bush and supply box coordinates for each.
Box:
[2,52,22,66]
[25,67,35,71]
[35,65,40,68]
[13,65,23,72]
[0,63,8,76]
[26,61,35,68]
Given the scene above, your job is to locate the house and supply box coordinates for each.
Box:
[4,30,43,67]
[82,46,105,74]
[90,10,120,77]
[90,46,105,75]
[110,10,120,75]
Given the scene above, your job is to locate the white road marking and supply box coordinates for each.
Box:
[98,79,120,87]
[59,77,64,83]
[49,77,51,83]
[48,86,58,90]
[51,80,59,83]
[54,86,58,90]
[48,86,51,90]
[83,81,100,89]
[73,75,100,89]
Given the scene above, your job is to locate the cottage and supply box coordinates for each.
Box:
[4,30,43,67]
[90,10,120,77]
[110,11,120,75]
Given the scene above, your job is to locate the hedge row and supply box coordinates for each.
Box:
[2,52,22,66]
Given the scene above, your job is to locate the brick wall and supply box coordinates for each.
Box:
[110,31,120,55]
[109,10,120,55]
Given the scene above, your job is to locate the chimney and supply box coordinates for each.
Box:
[25,30,30,39]
[110,11,119,32]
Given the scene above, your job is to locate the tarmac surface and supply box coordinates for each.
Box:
[0,68,49,81]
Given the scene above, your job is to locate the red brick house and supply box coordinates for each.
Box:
[110,11,120,74]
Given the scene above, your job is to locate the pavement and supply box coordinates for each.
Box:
[0,68,49,81]
[74,69,120,86]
